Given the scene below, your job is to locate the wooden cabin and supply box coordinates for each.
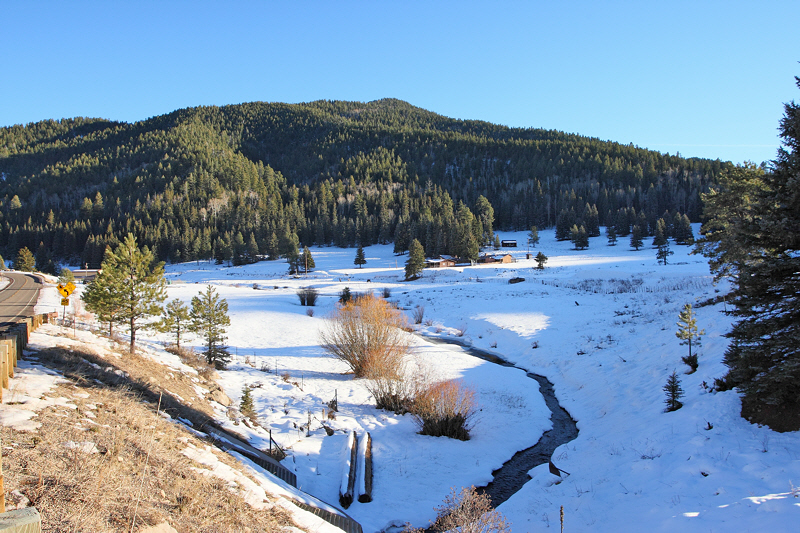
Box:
[479,253,515,264]
[500,240,517,247]
[425,256,457,268]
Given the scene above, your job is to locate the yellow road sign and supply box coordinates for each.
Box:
[57,282,76,297]
[61,298,70,306]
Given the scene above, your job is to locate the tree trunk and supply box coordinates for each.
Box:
[130,318,136,354]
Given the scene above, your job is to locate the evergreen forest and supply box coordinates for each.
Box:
[0,98,732,269]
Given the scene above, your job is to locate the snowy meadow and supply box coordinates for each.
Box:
[40,227,799,532]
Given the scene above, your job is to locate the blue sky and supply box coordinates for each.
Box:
[2,1,798,164]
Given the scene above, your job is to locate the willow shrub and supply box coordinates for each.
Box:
[412,379,477,441]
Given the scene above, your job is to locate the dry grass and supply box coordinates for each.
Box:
[2,341,298,532]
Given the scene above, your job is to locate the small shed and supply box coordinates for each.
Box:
[500,240,517,248]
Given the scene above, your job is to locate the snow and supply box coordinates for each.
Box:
[16,225,800,532]
[0,358,74,431]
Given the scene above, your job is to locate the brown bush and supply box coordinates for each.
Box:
[405,486,510,532]
[320,293,410,378]
[412,379,477,440]
[364,355,430,413]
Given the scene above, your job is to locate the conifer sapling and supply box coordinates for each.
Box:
[664,370,684,412]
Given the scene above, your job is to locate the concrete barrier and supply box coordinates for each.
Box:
[0,507,41,533]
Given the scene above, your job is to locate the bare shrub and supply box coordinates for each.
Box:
[382,287,392,298]
[412,379,477,440]
[320,293,410,378]
[297,287,319,306]
[365,357,430,414]
[306,308,315,317]
[405,486,510,532]
[412,305,425,324]
[456,323,468,337]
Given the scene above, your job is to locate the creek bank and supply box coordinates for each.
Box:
[420,335,579,507]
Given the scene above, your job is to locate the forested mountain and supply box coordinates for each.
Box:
[0,99,731,268]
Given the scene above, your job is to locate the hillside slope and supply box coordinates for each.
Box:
[0,100,729,266]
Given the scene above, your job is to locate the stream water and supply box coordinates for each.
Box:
[421,336,579,507]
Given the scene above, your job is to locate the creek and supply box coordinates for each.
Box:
[421,336,579,507]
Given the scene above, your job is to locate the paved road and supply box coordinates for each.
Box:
[0,272,42,330]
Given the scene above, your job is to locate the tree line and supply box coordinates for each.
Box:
[0,99,729,268]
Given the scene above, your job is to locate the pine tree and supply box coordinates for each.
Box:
[240,385,256,421]
[656,242,674,266]
[652,218,667,247]
[405,238,425,280]
[300,246,315,273]
[606,224,617,246]
[528,226,540,249]
[58,267,75,284]
[159,298,191,348]
[663,370,684,412]
[339,286,352,305]
[232,232,246,266]
[694,163,767,282]
[676,304,704,371]
[535,251,548,269]
[246,233,260,263]
[14,247,35,271]
[265,232,279,260]
[354,246,366,268]
[35,241,57,274]
[282,233,300,273]
[190,285,231,369]
[570,224,589,250]
[630,225,644,251]
[87,234,167,354]
[718,76,800,429]
[675,214,694,245]
[82,268,125,337]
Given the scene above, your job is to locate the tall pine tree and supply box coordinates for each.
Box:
[405,239,425,280]
[354,246,366,268]
[701,76,800,430]
[85,233,166,354]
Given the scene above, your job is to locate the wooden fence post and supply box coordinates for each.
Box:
[0,344,7,399]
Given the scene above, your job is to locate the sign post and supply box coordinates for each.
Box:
[57,282,76,326]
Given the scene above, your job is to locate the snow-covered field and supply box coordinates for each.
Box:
[37,228,800,532]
